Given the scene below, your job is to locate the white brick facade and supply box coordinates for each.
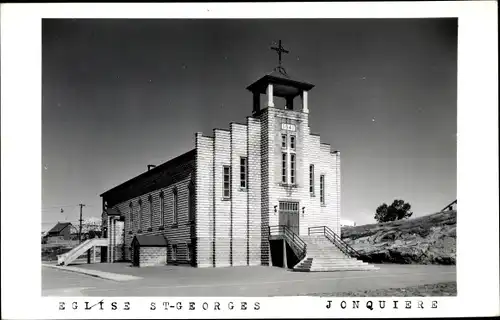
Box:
[102,73,341,268]
[194,105,341,267]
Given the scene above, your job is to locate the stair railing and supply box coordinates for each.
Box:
[63,240,92,260]
[308,226,361,258]
[60,239,89,258]
[58,238,96,265]
[268,225,307,261]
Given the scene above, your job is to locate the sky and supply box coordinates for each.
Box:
[41,18,457,230]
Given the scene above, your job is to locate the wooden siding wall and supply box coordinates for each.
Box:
[107,158,195,265]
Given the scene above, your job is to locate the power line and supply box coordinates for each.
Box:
[42,204,97,210]
[42,205,79,210]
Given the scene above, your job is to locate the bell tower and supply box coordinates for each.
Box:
[246,40,315,115]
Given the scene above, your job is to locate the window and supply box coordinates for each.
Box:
[240,157,247,189]
[172,244,177,261]
[279,201,299,213]
[188,183,195,222]
[281,153,287,183]
[148,195,153,229]
[173,189,178,225]
[309,165,315,196]
[320,175,325,204]
[138,199,143,231]
[160,192,165,226]
[281,133,296,186]
[129,202,133,223]
[223,165,231,199]
[290,135,296,150]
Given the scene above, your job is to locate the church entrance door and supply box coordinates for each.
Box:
[278,201,300,235]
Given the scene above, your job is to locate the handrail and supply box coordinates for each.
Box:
[308,226,361,258]
[269,225,307,261]
[60,239,89,258]
[440,199,457,212]
[58,238,108,265]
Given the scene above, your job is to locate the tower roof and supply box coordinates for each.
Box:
[246,71,314,98]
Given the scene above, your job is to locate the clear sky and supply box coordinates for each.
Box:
[42,18,457,230]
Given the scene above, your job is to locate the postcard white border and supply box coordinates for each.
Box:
[1,1,498,319]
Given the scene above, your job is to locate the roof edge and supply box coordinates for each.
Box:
[100,149,196,197]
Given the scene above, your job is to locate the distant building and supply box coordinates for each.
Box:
[341,219,356,227]
[45,222,73,242]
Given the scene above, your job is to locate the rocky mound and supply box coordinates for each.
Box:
[341,210,456,265]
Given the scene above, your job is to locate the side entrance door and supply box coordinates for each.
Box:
[278,201,300,235]
[132,242,140,267]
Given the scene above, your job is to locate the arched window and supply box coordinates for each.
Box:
[159,191,165,227]
[138,199,143,231]
[172,188,178,225]
[129,202,134,229]
[148,195,153,229]
[188,182,195,222]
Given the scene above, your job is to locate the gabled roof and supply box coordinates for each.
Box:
[100,149,196,206]
[47,222,72,234]
[132,234,167,247]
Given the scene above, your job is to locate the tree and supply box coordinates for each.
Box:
[74,217,103,240]
[374,199,413,223]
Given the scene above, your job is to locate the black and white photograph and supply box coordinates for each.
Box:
[1,2,498,319]
[39,17,458,297]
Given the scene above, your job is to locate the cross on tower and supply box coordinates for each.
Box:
[271,40,289,67]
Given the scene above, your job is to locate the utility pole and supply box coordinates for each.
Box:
[79,203,85,243]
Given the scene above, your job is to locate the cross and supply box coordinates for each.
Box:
[271,40,289,67]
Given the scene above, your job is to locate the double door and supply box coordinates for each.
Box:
[278,201,299,235]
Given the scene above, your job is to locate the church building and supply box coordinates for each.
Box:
[100,42,343,269]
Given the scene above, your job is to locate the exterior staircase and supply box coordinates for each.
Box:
[293,227,378,272]
[57,238,107,266]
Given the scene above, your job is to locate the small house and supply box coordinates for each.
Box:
[46,222,73,242]
[131,234,168,267]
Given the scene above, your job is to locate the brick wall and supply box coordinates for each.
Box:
[259,106,342,239]
[193,103,341,268]
[261,107,310,236]
[231,123,249,266]
[139,247,167,267]
[196,133,214,268]
[195,117,263,268]
[319,144,339,235]
[214,129,231,267]
[332,152,341,236]
[247,117,262,266]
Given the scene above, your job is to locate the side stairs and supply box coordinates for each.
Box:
[294,235,378,272]
[57,238,107,266]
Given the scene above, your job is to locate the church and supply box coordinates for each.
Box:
[99,42,354,270]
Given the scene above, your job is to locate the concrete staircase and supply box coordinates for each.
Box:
[293,235,378,272]
[57,238,107,266]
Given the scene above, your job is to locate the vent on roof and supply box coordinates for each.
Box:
[147,165,157,171]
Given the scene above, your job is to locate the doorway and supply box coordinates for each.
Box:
[132,242,140,267]
[278,201,300,234]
